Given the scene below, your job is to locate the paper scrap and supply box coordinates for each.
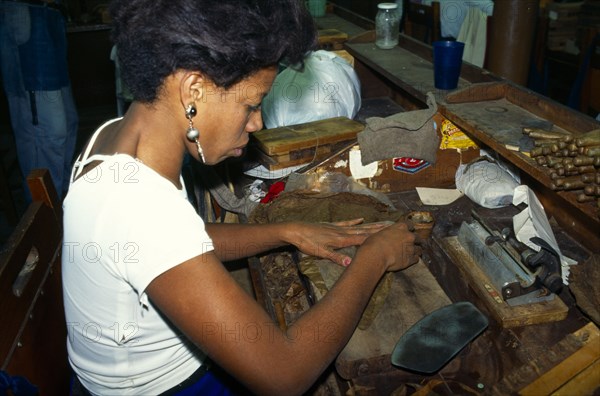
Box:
[416,187,464,206]
[243,163,306,179]
[334,160,348,169]
[349,148,378,179]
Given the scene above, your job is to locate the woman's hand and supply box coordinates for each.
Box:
[358,221,420,273]
[286,218,393,266]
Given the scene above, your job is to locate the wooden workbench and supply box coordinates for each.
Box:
[248,190,594,395]
[246,19,599,395]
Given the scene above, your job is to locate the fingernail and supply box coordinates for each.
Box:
[343,257,351,266]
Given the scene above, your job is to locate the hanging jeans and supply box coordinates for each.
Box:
[0,1,78,199]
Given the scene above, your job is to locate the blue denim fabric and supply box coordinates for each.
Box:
[0,1,78,198]
[0,1,29,94]
[171,370,241,396]
[20,5,70,90]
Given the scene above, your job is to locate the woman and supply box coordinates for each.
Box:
[62,0,418,395]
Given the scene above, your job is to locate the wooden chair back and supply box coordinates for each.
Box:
[0,169,69,395]
[26,168,62,225]
[403,0,441,44]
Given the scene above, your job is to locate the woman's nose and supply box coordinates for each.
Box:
[246,111,263,133]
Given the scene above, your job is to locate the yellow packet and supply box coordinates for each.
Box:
[440,119,478,150]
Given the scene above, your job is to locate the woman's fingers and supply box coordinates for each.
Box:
[330,218,364,227]
[411,246,423,264]
[355,221,395,230]
[329,219,394,230]
[316,247,352,267]
[297,220,419,267]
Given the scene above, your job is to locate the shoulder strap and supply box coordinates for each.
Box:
[70,118,122,182]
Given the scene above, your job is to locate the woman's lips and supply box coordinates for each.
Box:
[232,146,246,157]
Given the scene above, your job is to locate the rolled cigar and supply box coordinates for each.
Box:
[577,193,596,203]
[584,146,600,157]
[565,163,577,172]
[564,163,595,174]
[574,129,600,147]
[551,143,560,153]
[581,173,600,184]
[531,146,553,157]
[578,165,597,174]
[573,156,596,166]
[523,128,571,140]
[558,141,569,149]
[550,178,579,188]
[546,156,563,167]
[567,143,578,152]
[563,157,574,165]
[563,179,588,190]
[530,131,567,140]
[596,157,600,167]
[554,175,586,188]
[531,147,544,157]
[536,156,547,166]
[535,139,560,147]
[584,184,600,196]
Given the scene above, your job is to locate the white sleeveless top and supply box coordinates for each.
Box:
[63,119,212,395]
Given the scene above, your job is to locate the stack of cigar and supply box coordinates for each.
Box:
[525,128,600,210]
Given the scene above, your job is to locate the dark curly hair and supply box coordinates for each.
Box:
[109,0,318,103]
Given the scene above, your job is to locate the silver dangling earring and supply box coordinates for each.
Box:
[185,104,205,163]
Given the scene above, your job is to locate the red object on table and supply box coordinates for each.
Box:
[260,181,285,203]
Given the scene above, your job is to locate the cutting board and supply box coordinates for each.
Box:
[250,117,364,170]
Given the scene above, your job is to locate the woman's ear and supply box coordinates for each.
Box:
[179,71,206,107]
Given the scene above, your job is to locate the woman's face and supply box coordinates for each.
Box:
[193,67,278,164]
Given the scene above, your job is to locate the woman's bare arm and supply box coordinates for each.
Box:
[147,221,417,395]
[205,219,392,266]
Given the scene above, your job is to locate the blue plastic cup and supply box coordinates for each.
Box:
[432,41,465,90]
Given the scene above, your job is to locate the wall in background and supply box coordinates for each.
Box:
[329,0,381,21]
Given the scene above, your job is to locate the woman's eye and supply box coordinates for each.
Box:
[248,104,261,112]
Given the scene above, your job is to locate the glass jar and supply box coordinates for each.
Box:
[375,3,400,50]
